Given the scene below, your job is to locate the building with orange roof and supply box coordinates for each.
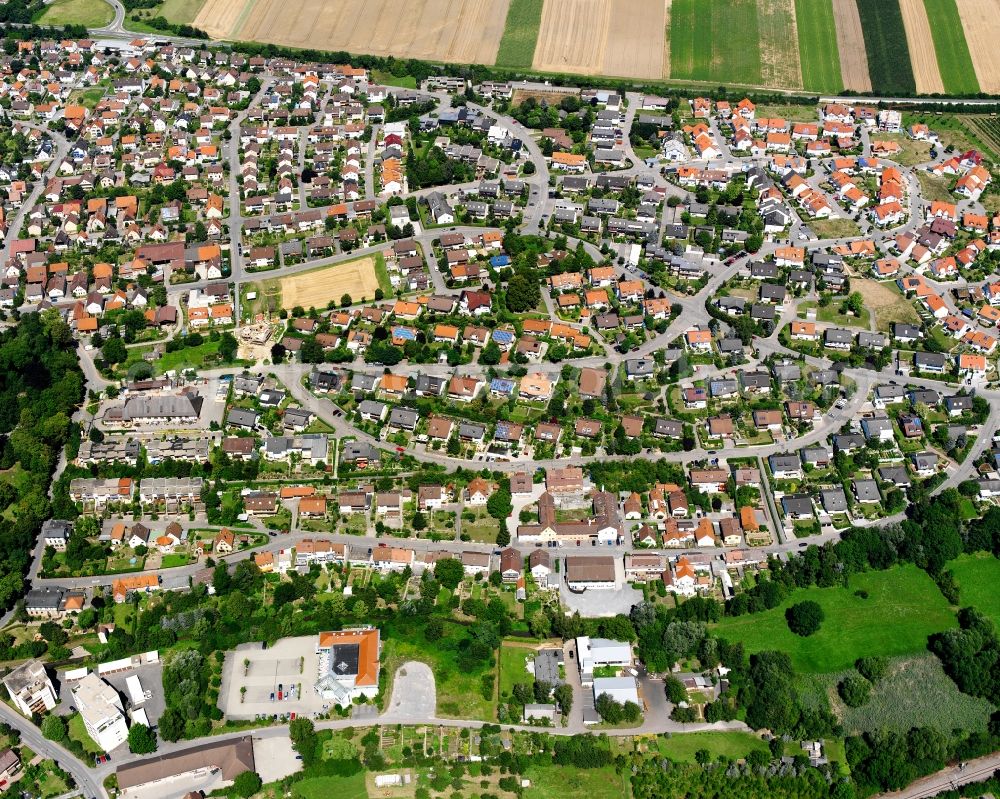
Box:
[112,574,159,603]
[958,352,987,376]
[316,627,381,705]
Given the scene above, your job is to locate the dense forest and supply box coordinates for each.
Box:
[0,312,83,612]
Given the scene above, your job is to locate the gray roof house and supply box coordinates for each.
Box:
[226,408,259,429]
[853,479,881,503]
[820,488,848,514]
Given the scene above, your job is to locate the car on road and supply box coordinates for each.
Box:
[835,398,847,409]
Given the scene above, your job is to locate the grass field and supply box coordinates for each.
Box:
[496,0,544,68]
[657,731,769,762]
[950,552,1000,626]
[68,712,104,755]
[852,279,920,330]
[712,564,957,673]
[917,171,955,203]
[756,0,802,88]
[923,0,980,94]
[523,764,627,799]
[670,0,762,85]
[37,0,113,27]
[794,0,843,91]
[160,553,192,568]
[804,654,994,734]
[155,338,222,373]
[808,218,861,238]
[855,0,916,95]
[498,642,535,701]
[293,772,367,799]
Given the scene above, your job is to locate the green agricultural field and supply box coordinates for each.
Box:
[923,0,979,95]
[794,0,842,92]
[523,764,627,799]
[855,0,916,95]
[670,0,762,86]
[805,654,994,734]
[496,0,544,68]
[657,731,769,762]
[950,552,1000,626]
[712,565,956,673]
[37,0,113,27]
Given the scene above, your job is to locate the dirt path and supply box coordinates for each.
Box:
[899,0,945,94]
[831,0,872,91]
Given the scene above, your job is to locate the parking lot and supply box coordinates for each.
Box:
[219,636,328,720]
[558,558,642,617]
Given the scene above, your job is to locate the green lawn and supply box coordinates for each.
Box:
[37,0,113,27]
[794,0,842,92]
[950,552,1000,626]
[293,772,367,799]
[496,0,544,69]
[156,0,206,23]
[808,218,861,240]
[373,253,392,296]
[372,70,417,89]
[155,338,221,373]
[68,712,104,756]
[712,565,957,673]
[160,553,192,569]
[523,764,627,799]
[923,0,979,95]
[670,0,762,85]
[657,731,769,763]
[498,643,534,701]
[855,0,915,95]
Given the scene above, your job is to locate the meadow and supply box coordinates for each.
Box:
[37,0,113,27]
[950,552,1000,626]
[712,565,956,673]
[656,731,770,762]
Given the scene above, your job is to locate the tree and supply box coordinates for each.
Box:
[435,558,464,589]
[595,692,624,724]
[128,723,157,754]
[856,656,889,684]
[41,714,66,741]
[487,487,513,520]
[412,511,427,531]
[101,335,127,365]
[664,675,686,704]
[289,718,317,765]
[232,771,263,798]
[479,340,502,366]
[553,683,573,714]
[838,674,871,708]
[506,270,540,312]
[785,600,824,636]
[341,294,352,307]
[157,707,184,741]
[219,332,238,362]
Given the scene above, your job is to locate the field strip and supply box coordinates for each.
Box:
[757,0,803,89]
[600,0,666,79]
[277,257,381,311]
[532,0,611,75]
[662,0,672,79]
[231,0,257,38]
[923,0,979,94]
[193,0,251,39]
[831,0,872,91]
[899,0,944,94]
[955,0,1000,93]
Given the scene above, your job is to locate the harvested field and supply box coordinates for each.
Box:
[192,0,249,38]
[600,0,667,79]
[831,0,872,91]
[794,0,842,92]
[532,0,666,79]
[855,0,915,95]
[899,0,944,94]
[757,0,803,88]
[955,0,1000,93]
[198,0,511,65]
[670,0,762,85]
[532,0,611,75]
[275,258,380,311]
[924,0,979,94]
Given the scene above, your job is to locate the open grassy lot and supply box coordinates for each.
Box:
[871,132,933,166]
[924,0,980,94]
[496,0,544,68]
[274,257,382,311]
[155,338,222,373]
[498,642,535,700]
[712,564,957,673]
[381,620,496,720]
[917,171,955,203]
[657,731,769,762]
[855,0,916,95]
[799,299,870,329]
[808,218,861,239]
[950,552,1000,626]
[37,0,113,27]
[68,712,104,755]
[523,764,627,799]
[803,654,994,734]
[852,279,920,331]
[670,0,762,85]
[293,772,367,799]
[794,0,842,91]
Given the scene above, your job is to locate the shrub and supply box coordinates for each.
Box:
[785,600,824,636]
[838,674,871,708]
